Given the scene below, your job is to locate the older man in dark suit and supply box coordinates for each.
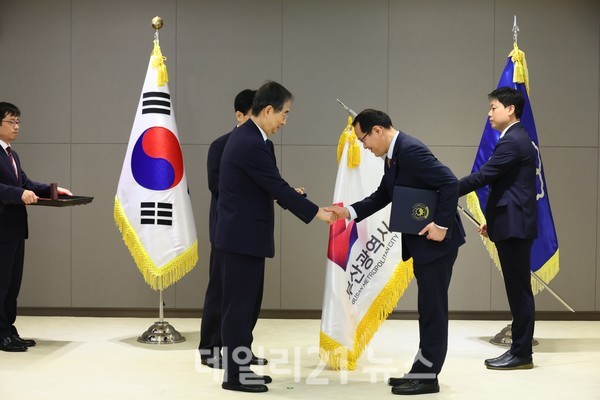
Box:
[459,87,537,370]
[199,89,270,369]
[327,109,465,395]
[0,102,71,352]
[214,82,332,393]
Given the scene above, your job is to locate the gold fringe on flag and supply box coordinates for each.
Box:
[337,115,361,168]
[509,42,530,94]
[466,192,559,295]
[151,40,169,87]
[114,197,198,290]
[319,259,414,370]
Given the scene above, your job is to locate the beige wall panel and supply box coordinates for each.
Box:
[0,0,71,143]
[176,0,283,145]
[282,0,389,146]
[17,144,72,307]
[494,0,600,148]
[71,0,177,144]
[280,145,338,309]
[389,0,494,147]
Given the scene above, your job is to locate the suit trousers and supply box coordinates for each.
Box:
[218,249,265,383]
[199,245,264,357]
[495,238,535,357]
[199,247,223,356]
[0,240,25,338]
[410,247,457,378]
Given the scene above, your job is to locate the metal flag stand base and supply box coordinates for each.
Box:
[489,324,539,347]
[137,289,186,344]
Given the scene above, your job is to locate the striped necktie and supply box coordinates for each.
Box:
[6,146,18,178]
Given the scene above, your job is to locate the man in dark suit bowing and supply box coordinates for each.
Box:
[214,81,332,393]
[0,102,71,352]
[459,87,537,370]
[327,109,465,395]
[199,89,269,369]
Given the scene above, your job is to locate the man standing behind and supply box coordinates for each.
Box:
[459,87,537,370]
[215,81,332,393]
[327,109,465,396]
[199,89,267,368]
[0,102,71,352]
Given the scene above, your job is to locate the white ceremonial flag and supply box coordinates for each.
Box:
[320,116,414,370]
[114,39,198,290]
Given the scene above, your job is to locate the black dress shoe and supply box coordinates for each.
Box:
[391,379,439,395]
[485,351,533,370]
[240,372,272,384]
[250,354,268,365]
[222,382,268,393]
[0,336,27,352]
[12,335,36,347]
[388,375,411,386]
[200,355,223,369]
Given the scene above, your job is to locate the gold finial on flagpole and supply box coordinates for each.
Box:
[152,16,164,30]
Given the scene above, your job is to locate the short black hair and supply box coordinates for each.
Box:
[0,102,21,122]
[234,89,256,115]
[488,87,525,119]
[251,81,293,116]
[352,109,393,133]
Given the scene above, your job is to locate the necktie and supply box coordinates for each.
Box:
[386,156,391,168]
[6,146,18,178]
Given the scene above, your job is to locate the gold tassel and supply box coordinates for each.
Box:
[509,42,530,94]
[151,40,169,87]
[319,258,414,370]
[336,116,361,168]
[114,197,197,290]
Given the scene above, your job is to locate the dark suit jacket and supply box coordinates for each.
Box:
[207,131,232,245]
[459,122,537,242]
[0,146,50,241]
[214,119,319,258]
[351,131,465,265]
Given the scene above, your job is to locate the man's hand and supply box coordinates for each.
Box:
[316,207,334,223]
[57,187,73,196]
[325,205,350,222]
[21,190,38,204]
[478,223,488,238]
[418,222,447,242]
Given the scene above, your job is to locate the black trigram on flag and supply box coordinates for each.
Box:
[142,92,171,115]
[140,202,173,225]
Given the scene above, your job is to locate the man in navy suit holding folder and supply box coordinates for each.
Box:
[327,109,465,395]
[214,82,332,393]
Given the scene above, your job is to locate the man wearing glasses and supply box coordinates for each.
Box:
[327,109,465,395]
[0,102,71,352]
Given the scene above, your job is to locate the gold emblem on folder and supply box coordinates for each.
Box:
[411,203,430,221]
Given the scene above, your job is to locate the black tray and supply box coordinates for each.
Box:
[32,195,94,207]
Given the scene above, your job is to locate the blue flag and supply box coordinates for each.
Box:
[466,43,559,294]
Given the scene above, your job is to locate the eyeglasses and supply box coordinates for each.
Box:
[277,111,289,120]
[1,120,20,127]
[357,129,372,143]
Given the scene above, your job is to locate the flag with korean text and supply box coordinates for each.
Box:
[466,42,559,293]
[319,116,414,370]
[114,39,198,290]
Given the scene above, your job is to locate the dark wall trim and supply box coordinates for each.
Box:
[18,308,600,321]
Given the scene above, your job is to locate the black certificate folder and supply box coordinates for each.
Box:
[390,186,438,234]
